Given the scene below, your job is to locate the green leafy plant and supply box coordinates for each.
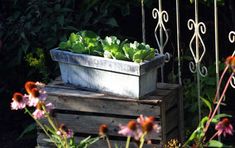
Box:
[183,59,225,136]
[123,41,155,63]
[59,31,103,56]
[59,31,156,63]
[101,36,128,60]
[182,56,235,147]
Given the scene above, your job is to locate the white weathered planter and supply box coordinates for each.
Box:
[50,48,165,98]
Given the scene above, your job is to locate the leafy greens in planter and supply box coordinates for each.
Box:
[58,31,156,63]
[123,41,155,63]
[59,31,103,56]
[101,36,128,60]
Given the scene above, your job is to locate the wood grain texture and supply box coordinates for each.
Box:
[42,113,162,139]
[37,80,183,147]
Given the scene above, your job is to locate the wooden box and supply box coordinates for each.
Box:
[37,79,183,147]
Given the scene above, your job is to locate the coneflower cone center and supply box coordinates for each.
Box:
[128,120,137,131]
[142,121,153,132]
[13,93,23,102]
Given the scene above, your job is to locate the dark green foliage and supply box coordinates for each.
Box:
[183,61,225,136]
[0,0,146,96]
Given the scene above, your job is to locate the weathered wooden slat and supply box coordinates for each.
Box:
[37,80,183,147]
[157,83,179,90]
[46,86,163,103]
[41,113,162,140]
[46,95,161,117]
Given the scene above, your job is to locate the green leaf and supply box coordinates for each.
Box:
[72,43,86,54]
[207,140,224,147]
[212,114,232,123]
[199,116,209,128]
[101,36,121,54]
[59,41,68,49]
[145,48,155,60]
[69,33,79,43]
[123,43,136,60]
[112,52,128,60]
[17,123,36,141]
[133,50,147,63]
[77,136,100,148]
[201,97,212,112]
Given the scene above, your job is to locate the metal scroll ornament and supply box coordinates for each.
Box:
[187,0,208,121]
[229,31,235,88]
[152,8,170,62]
[187,19,208,77]
[152,2,170,82]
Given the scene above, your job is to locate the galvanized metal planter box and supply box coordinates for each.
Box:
[50,48,165,98]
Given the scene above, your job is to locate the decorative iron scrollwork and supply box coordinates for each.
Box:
[229,31,235,88]
[187,19,208,77]
[152,8,170,62]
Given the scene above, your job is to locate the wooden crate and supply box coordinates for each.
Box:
[37,79,183,147]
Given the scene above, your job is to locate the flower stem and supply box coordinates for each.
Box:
[105,136,112,148]
[42,105,58,131]
[209,131,219,141]
[139,132,147,148]
[24,108,58,147]
[209,66,229,118]
[204,73,234,134]
[213,65,229,103]
[125,136,131,148]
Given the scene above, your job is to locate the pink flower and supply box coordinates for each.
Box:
[57,124,74,138]
[11,92,28,110]
[25,81,47,107]
[27,88,47,107]
[118,120,142,140]
[215,118,234,137]
[33,108,45,119]
[32,102,54,119]
[137,115,161,134]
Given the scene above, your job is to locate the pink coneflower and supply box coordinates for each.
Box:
[33,102,45,119]
[137,115,161,134]
[99,124,108,136]
[11,92,28,110]
[25,81,37,94]
[32,102,54,119]
[118,120,141,140]
[27,88,47,107]
[24,81,47,107]
[57,124,73,138]
[215,118,234,137]
[225,56,235,71]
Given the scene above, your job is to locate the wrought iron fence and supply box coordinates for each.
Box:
[141,0,234,123]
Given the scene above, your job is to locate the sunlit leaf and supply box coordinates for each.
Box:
[207,140,224,147]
